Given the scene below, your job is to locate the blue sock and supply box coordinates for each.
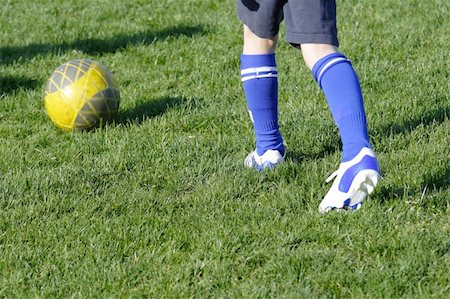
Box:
[312,52,371,162]
[241,53,284,156]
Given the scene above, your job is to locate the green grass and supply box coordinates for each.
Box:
[1,0,449,297]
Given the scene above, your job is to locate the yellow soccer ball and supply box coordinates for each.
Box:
[44,59,120,131]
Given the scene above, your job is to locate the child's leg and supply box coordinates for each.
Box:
[301,44,371,162]
[301,44,380,212]
[241,25,285,169]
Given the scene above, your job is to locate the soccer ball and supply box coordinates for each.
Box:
[44,59,120,131]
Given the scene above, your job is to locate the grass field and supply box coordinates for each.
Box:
[1,0,449,297]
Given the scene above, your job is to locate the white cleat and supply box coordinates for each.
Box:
[319,147,381,213]
[244,149,285,172]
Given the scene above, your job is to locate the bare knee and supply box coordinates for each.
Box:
[243,25,278,54]
[300,44,339,70]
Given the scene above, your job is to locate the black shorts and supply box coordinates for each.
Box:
[237,0,339,47]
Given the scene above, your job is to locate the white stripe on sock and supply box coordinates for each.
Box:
[317,57,349,85]
[241,73,278,82]
[240,66,277,76]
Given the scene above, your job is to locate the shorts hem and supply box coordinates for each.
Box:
[285,32,339,47]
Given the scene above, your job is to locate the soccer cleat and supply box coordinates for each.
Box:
[319,147,381,213]
[244,149,285,171]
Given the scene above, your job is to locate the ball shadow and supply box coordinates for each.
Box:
[0,75,41,96]
[116,96,188,126]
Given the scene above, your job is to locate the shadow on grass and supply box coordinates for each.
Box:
[286,142,340,164]
[0,24,208,65]
[0,75,41,96]
[377,165,449,206]
[287,104,448,163]
[116,96,187,126]
[373,105,449,137]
